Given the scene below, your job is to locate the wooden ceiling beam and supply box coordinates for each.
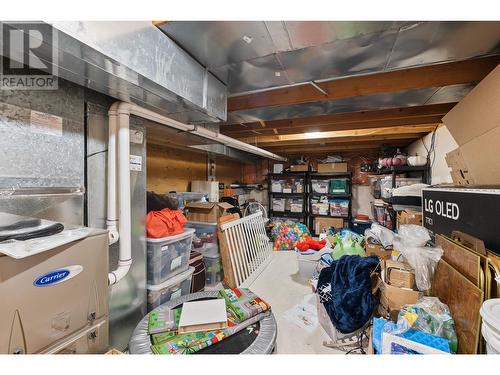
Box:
[238,124,438,144]
[229,116,442,138]
[227,55,500,112]
[222,103,454,132]
[259,133,427,148]
[273,141,413,154]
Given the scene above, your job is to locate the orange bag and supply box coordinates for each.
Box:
[146,208,187,238]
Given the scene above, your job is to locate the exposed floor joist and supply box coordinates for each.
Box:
[221,103,452,137]
[276,142,411,154]
[256,133,429,149]
[227,55,500,112]
[223,103,453,131]
[238,124,438,144]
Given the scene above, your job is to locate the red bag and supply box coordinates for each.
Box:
[146,208,187,238]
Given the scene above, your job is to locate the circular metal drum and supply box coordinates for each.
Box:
[129,291,277,354]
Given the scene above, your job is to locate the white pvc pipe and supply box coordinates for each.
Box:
[124,104,286,161]
[106,101,286,286]
[107,103,132,285]
[106,108,119,245]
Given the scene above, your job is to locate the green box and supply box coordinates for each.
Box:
[329,178,349,194]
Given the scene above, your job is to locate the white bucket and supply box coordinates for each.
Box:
[295,248,331,279]
[297,257,318,279]
[481,323,500,354]
[480,299,500,354]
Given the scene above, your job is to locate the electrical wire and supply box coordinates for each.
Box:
[420,125,438,184]
[345,323,372,355]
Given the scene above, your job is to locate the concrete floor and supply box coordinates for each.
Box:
[246,251,344,354]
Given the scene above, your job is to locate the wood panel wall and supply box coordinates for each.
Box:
[147,143,244,193]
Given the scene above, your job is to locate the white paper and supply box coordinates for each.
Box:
[178,299,227,328]
[283,294,319,333]
[170,255,182,271]
[129,155,142,171]
[0,213,91,259]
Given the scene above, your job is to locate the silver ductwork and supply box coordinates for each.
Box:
[1,21,227,123]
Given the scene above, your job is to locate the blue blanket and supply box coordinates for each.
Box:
[317,255,379,334]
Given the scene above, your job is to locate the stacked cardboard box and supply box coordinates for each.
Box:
[442,64,500,185]
[378,259,421,319]
[396,209,423,229]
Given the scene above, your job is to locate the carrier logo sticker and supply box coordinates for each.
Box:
[33,265,83,287]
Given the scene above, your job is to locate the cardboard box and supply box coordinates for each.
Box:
[314,217,344,233]
[442,65,500,185]
[290,164,309,172]
[442,65,500,147]
[317,162,348,173]
[379,278,421,317]
[385,260,416,289]
[185,202,234,223]
[422,186,500,256]
[445,127,500,185]
[365,242,392,260]
[397,209,423,229]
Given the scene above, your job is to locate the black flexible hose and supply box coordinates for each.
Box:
[0,222,65,242]
[0,218,42,232]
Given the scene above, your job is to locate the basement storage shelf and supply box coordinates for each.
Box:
[372,165,429,230]
[308,172,352,235]
[376,165,430,188]
[146,228,195,285]
[268,172,308,224]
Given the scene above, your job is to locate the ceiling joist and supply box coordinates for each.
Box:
[275,141,413,154]
[221,103,453,137]
[258,133,428,148]
[240,124,438,144]
[227,55,500,112]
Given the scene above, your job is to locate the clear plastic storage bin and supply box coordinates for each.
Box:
[272,198,286,212]
[147,266,194,311]
[289,198,304,212]
[146,228,195,285]
[203,250,224,287]
[184,221,218,254]
[311,180,329,194]
[380,177,422,198]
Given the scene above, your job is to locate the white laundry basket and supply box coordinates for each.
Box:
[480,298,500,354]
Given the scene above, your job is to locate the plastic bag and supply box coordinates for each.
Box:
[393,225,443,291]
[146,208,187,238]
[384,297,458,353]
[364,223,395,249]
[397,224,430,247]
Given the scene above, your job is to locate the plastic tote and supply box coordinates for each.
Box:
[184,221,218,255]
[203,250,224,287]
[147,266,195,311]
[480,298,500,354]
[146,228,195,285]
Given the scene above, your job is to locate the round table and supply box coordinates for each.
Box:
[129,291,277,354]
